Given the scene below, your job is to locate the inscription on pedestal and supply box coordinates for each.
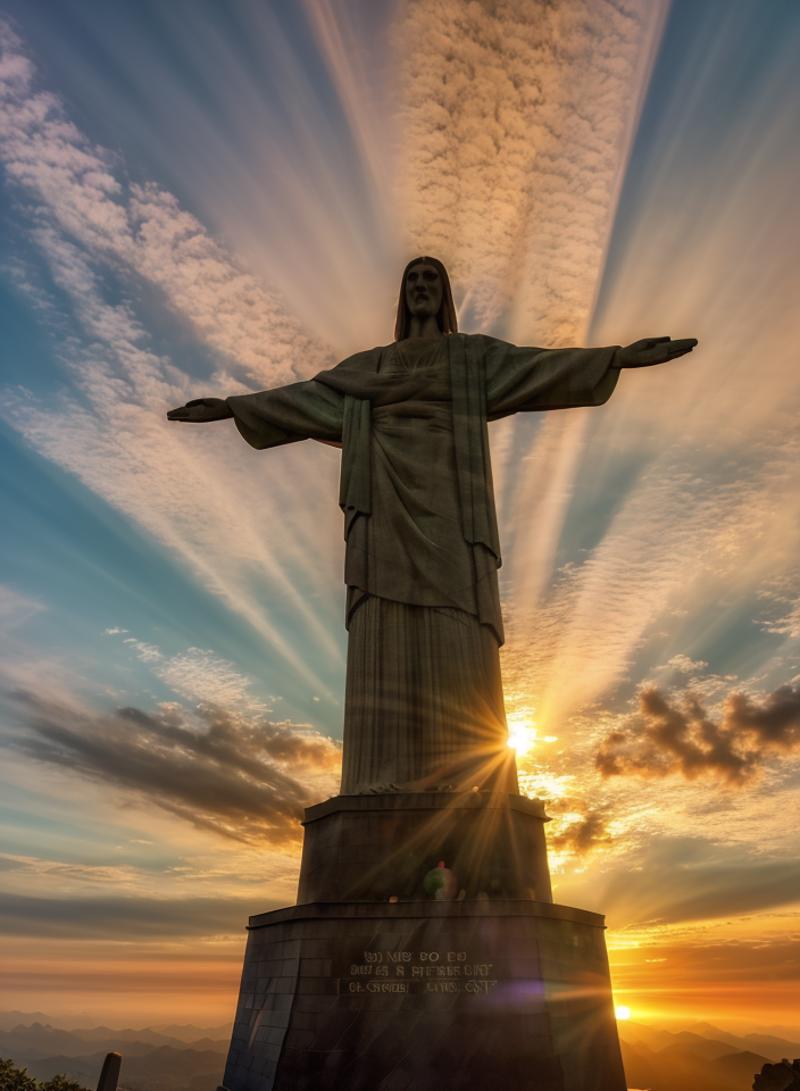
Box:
[340,947,499,996]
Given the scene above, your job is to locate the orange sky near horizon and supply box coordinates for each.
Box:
[2,917,799,1033]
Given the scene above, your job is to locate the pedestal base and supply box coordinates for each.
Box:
[221,899,626,1091]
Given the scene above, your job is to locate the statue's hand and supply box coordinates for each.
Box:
[166,397,234,423]
[615,336,698,368]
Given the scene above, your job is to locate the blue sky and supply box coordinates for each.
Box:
[1,0,799,1029]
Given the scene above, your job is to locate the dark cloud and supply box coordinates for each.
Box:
[0,892,266,938]
[595,684,800,784]
[1,689,340,844]
[550,807,612,856]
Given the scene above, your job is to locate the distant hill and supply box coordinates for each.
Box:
[617,1023,791,1091]
[2,1010,797,1091]
[621,1038,771,1091]
[651,1021,800,1061]
[715,1050,780,1084]
[0,1011,53,1031]
[0,1015,229,1091]
[23,1046,225,1091]
[0,1012,231,1039]
[0,1022,228,1062]
[148,1023,232,1043]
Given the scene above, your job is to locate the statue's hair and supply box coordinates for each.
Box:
[394,256,458,341]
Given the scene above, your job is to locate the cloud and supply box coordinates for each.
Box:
[122,637,162,664]
[604,836,800,927]
[553,832,800,929]
[0,891,261,939]
[725,686,800,746]
[0,586,45,630]
[0,20,332,387]
[1,689,340,845]
[0,22,350,691]
[2,217,343,690]
[595,683,800,784]
[499,3,800,735]
[108,630,271,713]
[664,654,709,676]
[758,572,800,641]
[765,601,800,641]
[0,851,155,891]
[395,0,666,339]
[549,805,612,856]
[155,647,269,712]
[501,433,800,731]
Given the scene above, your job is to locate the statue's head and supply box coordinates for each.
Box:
[394,256,458,340]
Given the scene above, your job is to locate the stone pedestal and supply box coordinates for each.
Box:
[220,793,626,1091]
[298,792,553,903]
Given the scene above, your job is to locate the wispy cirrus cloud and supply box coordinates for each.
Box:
[108,629,272,713]
[0,585,45,629]
[0,20,333,387]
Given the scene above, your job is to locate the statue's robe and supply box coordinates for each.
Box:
[227,333,619,794]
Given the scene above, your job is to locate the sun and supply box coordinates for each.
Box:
[506,714,538,757]
[615,1005,632,1021]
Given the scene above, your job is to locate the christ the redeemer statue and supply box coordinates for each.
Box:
[168,257,695,797]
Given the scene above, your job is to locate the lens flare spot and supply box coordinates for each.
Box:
[615,1005,632,1021]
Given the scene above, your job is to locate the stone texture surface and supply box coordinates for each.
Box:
[298,792,552,903]
[221,900,626,1091]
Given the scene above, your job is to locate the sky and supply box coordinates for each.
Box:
[0,0,799,1033]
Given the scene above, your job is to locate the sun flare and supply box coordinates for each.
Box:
[615,1005,632,1021]
[506,713,538,756]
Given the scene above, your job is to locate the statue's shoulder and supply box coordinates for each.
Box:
[332,344,390,372]
[464,332,513,350]
[457,332,514,360]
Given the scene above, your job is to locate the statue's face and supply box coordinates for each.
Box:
[405,261,443,324]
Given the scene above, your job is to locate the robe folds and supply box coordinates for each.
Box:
[226,333,619,793]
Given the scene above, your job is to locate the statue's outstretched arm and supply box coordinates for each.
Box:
[483,333,698,420]
[484,339,619,418]
[167,380,344,450]
[167,397,232,422]
[613,336,697,368]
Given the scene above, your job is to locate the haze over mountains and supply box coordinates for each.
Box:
[2,1011,799,1091]
[0,1013,229,1091]
[619,1020,800,1091]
